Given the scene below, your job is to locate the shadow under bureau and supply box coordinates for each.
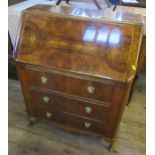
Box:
[14,5,143,149]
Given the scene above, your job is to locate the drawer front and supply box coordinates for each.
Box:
[30,90,110,121]
[34,107,106,135]
[27,68,113,103]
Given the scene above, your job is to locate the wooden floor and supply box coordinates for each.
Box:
[8,75,146,155]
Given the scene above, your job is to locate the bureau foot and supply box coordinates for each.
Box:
[28,117,37,126]
[101,138,115,151]
[108,143,114,151]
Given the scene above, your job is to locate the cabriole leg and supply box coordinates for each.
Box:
[101,138,115,151]
[28,116,37,126]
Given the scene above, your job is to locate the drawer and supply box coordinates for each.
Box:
[33,107,106,135]
[27,68,113,103]
[30,90,110,121]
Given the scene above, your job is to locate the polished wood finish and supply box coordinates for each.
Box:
[15,5,143,146]
[27,67,113,103]
[9,78,146,155]
[34,107,107,135]
[137,35,146,73]
[116,6,146,73]
[15,5,143,82]
[30,89,110,121]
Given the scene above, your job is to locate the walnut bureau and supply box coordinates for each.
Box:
[14,5,143,148]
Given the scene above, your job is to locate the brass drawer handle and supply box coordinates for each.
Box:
[85,107,92,114]
[85,122,91,128]
[41,76,48,84]
[87,86,95,94]
[43,96,50,103]
[46,112,52,118]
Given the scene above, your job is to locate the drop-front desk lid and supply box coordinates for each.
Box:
[14,5,144,83]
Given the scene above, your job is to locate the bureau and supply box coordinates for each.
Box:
[14,5,143,149]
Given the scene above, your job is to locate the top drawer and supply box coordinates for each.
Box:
[27,67,113,103]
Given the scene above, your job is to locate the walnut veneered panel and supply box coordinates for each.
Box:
[15,6,143,82]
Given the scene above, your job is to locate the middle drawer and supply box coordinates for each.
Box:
[30,89,110,122]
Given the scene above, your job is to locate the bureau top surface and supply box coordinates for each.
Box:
[15,5,143,82]
[22,5,143,24]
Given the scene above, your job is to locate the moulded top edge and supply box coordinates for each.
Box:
[24,4,144,25]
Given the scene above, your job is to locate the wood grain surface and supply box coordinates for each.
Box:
[15,5,143,82]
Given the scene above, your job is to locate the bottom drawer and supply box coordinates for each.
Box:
[33,107,106,135]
